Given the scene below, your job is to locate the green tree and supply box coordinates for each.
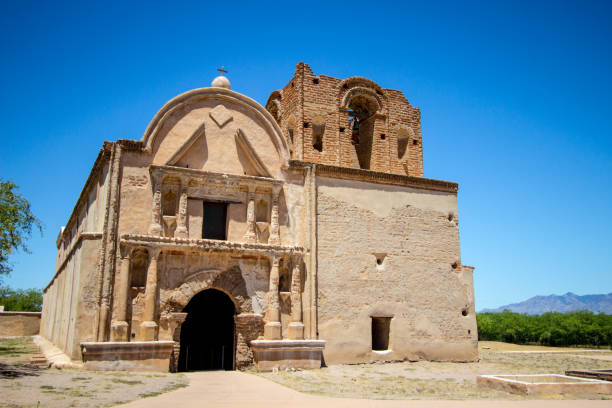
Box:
[477,310,612,347]
[0,287,43,311]
[0,180,42,278]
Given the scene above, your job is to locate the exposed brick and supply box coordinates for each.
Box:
[265,63,424,177]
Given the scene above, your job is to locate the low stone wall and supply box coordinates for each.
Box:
[251,339,325,371]
[0,311,41,336]
[477,374,612,395]
[80,341,175,372]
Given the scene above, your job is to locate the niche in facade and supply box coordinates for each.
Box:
[287,117,296,153]
[397,128,414,161]
[130,249,148,288]
[255,200,269,243]
[279,260,291,292]
[162,191,177,216]
[371,316,392,351]
[312,116,325,152]
[256,200,268,223]
[162,190,178,237]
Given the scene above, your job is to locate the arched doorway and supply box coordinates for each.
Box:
[177,289,235,371]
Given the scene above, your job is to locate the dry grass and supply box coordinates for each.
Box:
[479,341,608,353]
[255,343,612,400]
[0,337,38,361]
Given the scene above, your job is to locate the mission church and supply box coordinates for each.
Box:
[40,63,478,372]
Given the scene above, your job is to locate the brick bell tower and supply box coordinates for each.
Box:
[266,62,424,177]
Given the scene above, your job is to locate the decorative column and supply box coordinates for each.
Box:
[269,184,281,245]
[148,173,162,236]
[288,254,304,339]
[111,245,132,341]
[166,312,187,373]
[175,177,189,239]
[264,254,281,339]
[139,247,161,341]
[244,184,257,243]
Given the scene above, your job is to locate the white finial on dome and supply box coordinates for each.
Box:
[212,66,231,89]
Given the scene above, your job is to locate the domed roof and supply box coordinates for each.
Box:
[211,75,231,89]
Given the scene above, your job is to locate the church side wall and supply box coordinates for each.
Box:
[315,176,477,364]
[73,238,104,351]
[41,159,109,360]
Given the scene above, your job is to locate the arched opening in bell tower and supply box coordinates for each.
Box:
[348,94,378,170]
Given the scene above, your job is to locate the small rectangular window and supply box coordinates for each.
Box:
[202,202,228,240]
[371,316,391,351]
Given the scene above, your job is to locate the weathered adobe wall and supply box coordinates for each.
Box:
[148,95,284,178]
[273,63,423,176]
[41,156,110,361]
[0,312,41,336]
[41,235,103,361]
[315,176,477,364]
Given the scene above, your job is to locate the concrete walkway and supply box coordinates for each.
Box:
[117,371,612,408]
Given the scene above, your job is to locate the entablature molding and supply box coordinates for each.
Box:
[120,234,304,258]
[287,160,458,193]
[150,165,282,197]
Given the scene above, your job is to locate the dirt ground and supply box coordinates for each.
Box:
[0,337,188,408]
[255,342,612,400]
[2,337,611,406]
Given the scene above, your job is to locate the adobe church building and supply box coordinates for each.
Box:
[40,63,478,372]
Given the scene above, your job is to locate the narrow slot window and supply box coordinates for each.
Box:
[371,316,391,351]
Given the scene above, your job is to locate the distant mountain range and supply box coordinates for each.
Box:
[480,292,612,315]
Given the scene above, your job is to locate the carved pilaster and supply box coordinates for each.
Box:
[288,254,304,339]
[244,184,257,243]
[111,244,132,341]
[148,173,162,236]
[139,247,161,341]
[269,184,281,245]
[264,254,281,339]
[175,177,189,239]
[163,312,187,372]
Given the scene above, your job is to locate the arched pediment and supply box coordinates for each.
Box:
[165,266,249,313]
[340,86,386,115]
[141,87,289,178]
[338,76,386,96]
[338,76,388,116]
[265,90,282,122]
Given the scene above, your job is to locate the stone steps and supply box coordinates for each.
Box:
[29,354,48,367]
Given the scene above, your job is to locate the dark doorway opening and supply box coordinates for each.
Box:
[178,289,235,371]
[202,202,228,240]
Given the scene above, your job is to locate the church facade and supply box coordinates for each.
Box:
[40,63,478,372]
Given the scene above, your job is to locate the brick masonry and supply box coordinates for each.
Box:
[266,63,424,176]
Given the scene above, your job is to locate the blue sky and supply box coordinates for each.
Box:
[0,1,610,310]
